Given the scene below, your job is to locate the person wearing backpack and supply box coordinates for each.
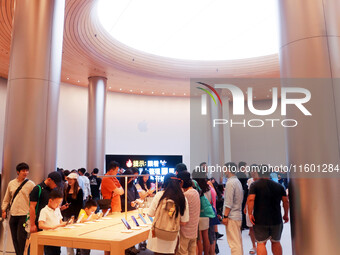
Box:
[1,162,35,255]
[147,173,189,255]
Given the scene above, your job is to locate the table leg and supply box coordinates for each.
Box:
[30,233,44,255]
[110,243,125,255]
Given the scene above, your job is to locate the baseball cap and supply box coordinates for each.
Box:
[67,172,78,180]
[48,171,63,187]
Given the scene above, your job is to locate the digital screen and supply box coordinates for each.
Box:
[105,155,183,181]
[161,167,168,175]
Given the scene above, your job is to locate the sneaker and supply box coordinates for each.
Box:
[138,242,146,251]
[130,246,140,254]
[215,232,224,239]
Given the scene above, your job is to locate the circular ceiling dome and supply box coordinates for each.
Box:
[97,0,279,61]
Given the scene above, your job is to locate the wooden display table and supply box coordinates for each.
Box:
[30,210,151,255]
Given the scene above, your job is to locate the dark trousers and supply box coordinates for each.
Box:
[9,215,28,255]
[44,245,60,255]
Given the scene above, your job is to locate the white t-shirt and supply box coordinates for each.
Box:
[38,205,63,230]
[147,191,189,253]
[79,176,91,200]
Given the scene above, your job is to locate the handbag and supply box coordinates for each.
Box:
[200,195,216,218]
[209,207,220,226]
[193,180,216,218]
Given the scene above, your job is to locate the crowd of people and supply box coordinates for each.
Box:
[1,161,289,255]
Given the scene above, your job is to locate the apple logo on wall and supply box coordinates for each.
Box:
[138,120,148,132]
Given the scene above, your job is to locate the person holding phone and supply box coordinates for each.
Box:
[136,170,155,207]
[77,199,98,255]
[61,172,83,255]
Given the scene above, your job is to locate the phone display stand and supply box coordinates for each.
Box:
[139,224,148,228]
[74,223,86,226]
[65,225,76,229]
[121,229,133,233]
[84,221,96,224]
[131,226,141,230]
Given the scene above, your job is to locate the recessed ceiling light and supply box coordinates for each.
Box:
[66,77,69,80]
[109,87,111,89]
[130,89,133,92]
[119,88,122,91]
[184,93,186,96]
[77,80,80,83]
[173,93,175,95]
[269,89,272,92]
[141,91,143,93]
[151,91,154,94]
[162,92,165,95]
[254,96,257,98]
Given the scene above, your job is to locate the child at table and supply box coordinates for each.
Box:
[78,199,98,255]
[38,189,66,255]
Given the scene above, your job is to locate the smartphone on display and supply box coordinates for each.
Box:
[67,215,75,225]
[86,212,94,221]
[121,218,131,230]
[103,208,111,217]
[138,213,147,224]
[131,216,139,227]
[76,214,85,223]
[96,210,103,219]
[147,215,154,223]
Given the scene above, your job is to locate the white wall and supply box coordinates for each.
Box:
[57,83,88,169]
[230,100,287,166]
[0,81,286,173]
[57,82,191,170]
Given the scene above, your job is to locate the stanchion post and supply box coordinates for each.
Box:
[125,176,128,220]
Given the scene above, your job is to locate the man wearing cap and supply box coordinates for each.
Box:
[29,171,63,233]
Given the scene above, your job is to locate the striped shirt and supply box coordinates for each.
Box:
[223,175,243,221]
[180,188,200,239]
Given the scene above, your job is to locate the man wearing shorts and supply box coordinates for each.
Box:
[247,165,289,255]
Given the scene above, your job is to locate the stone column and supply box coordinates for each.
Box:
[0,0,65,252]
[278,0,340,254]
[87,76,107,175]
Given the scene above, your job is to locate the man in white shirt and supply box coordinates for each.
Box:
[78,168,91,204]
[222,162,244,255]
[1,162,35,255]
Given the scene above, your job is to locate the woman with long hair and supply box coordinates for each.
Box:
[193,174,213,255]
[136,170,155,206]
[61,172,83,255]
[147,173,189,255]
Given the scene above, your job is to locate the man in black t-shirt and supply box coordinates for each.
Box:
[247,165,289,255]
[89,168,102,201]
[29,171,63,233]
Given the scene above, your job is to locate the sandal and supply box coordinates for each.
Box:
[249,248,256,254]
